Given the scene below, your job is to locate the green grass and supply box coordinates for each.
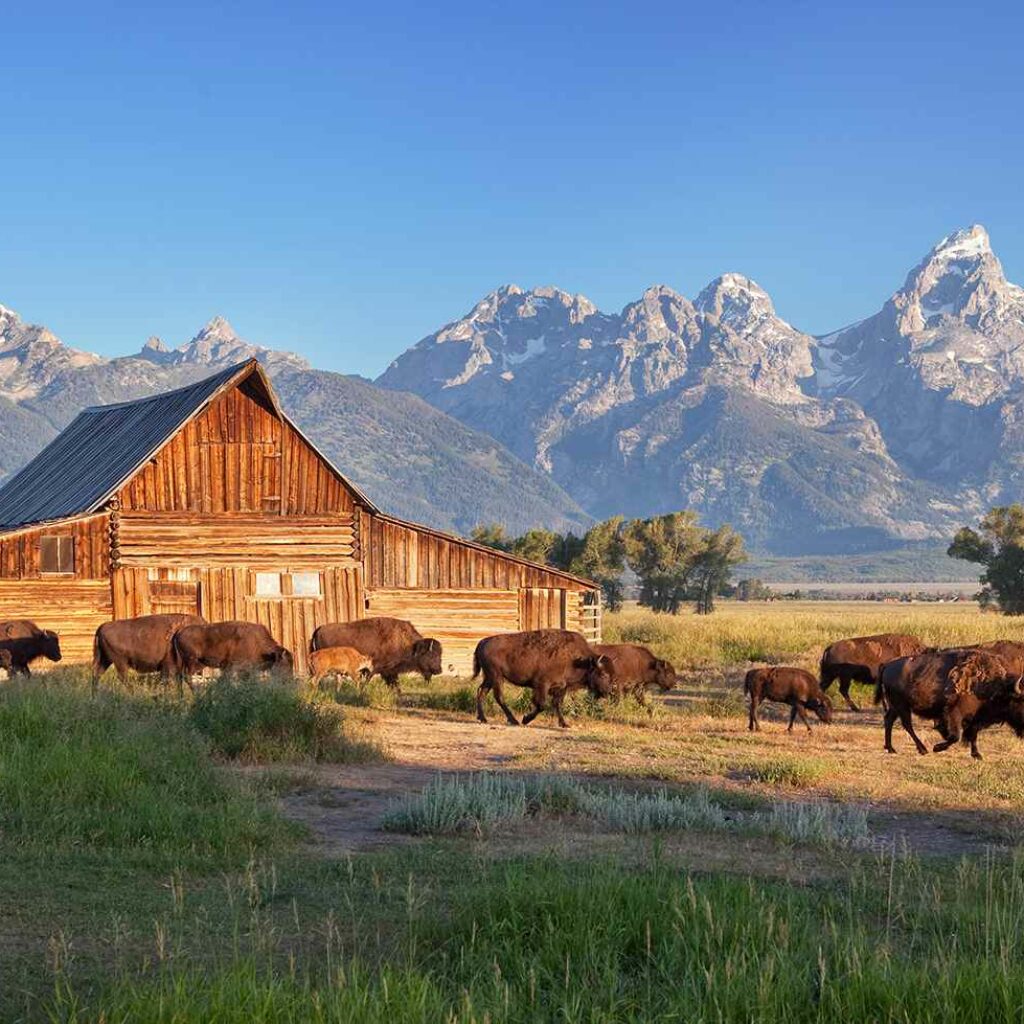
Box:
[44,848,1024,1023]
[749,755,829,789]
[0,677,290,867]
[190,675,389,763]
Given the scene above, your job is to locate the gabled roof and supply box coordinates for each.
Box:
[0,359,376,530]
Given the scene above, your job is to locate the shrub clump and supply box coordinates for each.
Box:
[190,676,387,764]
[750,756,827,789]
[383,772,868,848]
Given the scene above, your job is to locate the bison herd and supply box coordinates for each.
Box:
[746,632,1024,761]
[3,613,1024,758]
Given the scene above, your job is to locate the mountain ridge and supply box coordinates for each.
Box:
[379,224,1024,553]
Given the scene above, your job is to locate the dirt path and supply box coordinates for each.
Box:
[273,709,1009,860]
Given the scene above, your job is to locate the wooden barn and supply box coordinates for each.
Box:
[0,359,601,673]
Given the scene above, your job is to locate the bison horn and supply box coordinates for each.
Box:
[1015,675,1024,696]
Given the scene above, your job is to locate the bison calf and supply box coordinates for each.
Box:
[745,667,833,733]
[592,643,676,707]
[309,646,373,690]
[0,620,61,677]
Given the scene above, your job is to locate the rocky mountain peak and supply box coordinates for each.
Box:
[695,273,776,329]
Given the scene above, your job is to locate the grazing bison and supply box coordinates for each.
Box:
[592,643,676,706]
[744,667,833,733]
[310,617,442,689]
[0,620,61,676]
[93,613,203,681]
[877,647,1023,759]
[820,633,926,711]
[308,646,373,690]
[472,628,614,729]
[173,621,293,684]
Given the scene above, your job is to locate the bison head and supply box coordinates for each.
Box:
[1006,676,1024,737]
[577,653,615,696]
[651,658,677,692]
[270,646,294,673]
[41,629,61,663]
[809,694,833,724]
[412,637,443,683]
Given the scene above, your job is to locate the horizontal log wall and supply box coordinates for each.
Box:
[0,579,112,665]
[0,515,109,581]
[364,515,593,592]
[366,588,520,674]
[117,513,359,567]
[118,381,357,516]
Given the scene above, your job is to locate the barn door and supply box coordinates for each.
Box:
[149,579,201,617]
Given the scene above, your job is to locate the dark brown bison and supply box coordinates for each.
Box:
[472,628,614,729]
[876,647,1024,760]
[0,620,61,676]
[93,614,204,681]
[744,667,833,733]
[173,621,293,683]
[592,643,676,706]
[820,633,926,711]
[310,617,442,688]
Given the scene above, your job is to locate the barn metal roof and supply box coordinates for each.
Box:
[0,363,250,530]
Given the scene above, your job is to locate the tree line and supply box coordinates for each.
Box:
[471,511,747,614]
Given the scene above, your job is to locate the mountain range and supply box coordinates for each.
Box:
[380,225,1021,554]
[1,223,1019,555]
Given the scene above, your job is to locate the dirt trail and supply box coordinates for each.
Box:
[274,710,1008,860]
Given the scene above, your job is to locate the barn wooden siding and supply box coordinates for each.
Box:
[118,382,356,516]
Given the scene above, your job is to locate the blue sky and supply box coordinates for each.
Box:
[2,1,1023,378]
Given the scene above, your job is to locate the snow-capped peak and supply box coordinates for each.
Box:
[930,224,991,262]
[694,273,776,327]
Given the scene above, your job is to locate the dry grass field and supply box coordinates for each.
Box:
[7,599,1024,1022]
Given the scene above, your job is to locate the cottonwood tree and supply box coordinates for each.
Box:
[949,505,1024,614]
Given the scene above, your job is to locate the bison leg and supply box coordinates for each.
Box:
[967,727,984,761]
[522,682,550,726]
[551,688,570,729]
[883,707,899,754]
[475,678,490,723]
[898,709,928,755]
[748,693,760,732]
[491,679,521,726]
[790,703,813,733]
[838,673,861,712]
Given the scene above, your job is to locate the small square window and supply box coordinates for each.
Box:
[291,572,321,597]
[255,572,282,597]
[40,535,74,574]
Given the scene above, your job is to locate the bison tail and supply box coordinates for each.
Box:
[471,646,482,681]
[91,630,104,678]
[873,679,885,706]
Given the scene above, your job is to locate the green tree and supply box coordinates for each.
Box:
[510,528,559,566]
[734,577,774,602]
[470,523,512,551]
[949,505,1024,614]
[569,516,626,610]
[690,526,747,614]
[621,512,705,613]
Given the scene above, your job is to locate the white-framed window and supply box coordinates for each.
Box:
[291,571,321,597]
[40,535,75,574]
[255,572,282,597]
